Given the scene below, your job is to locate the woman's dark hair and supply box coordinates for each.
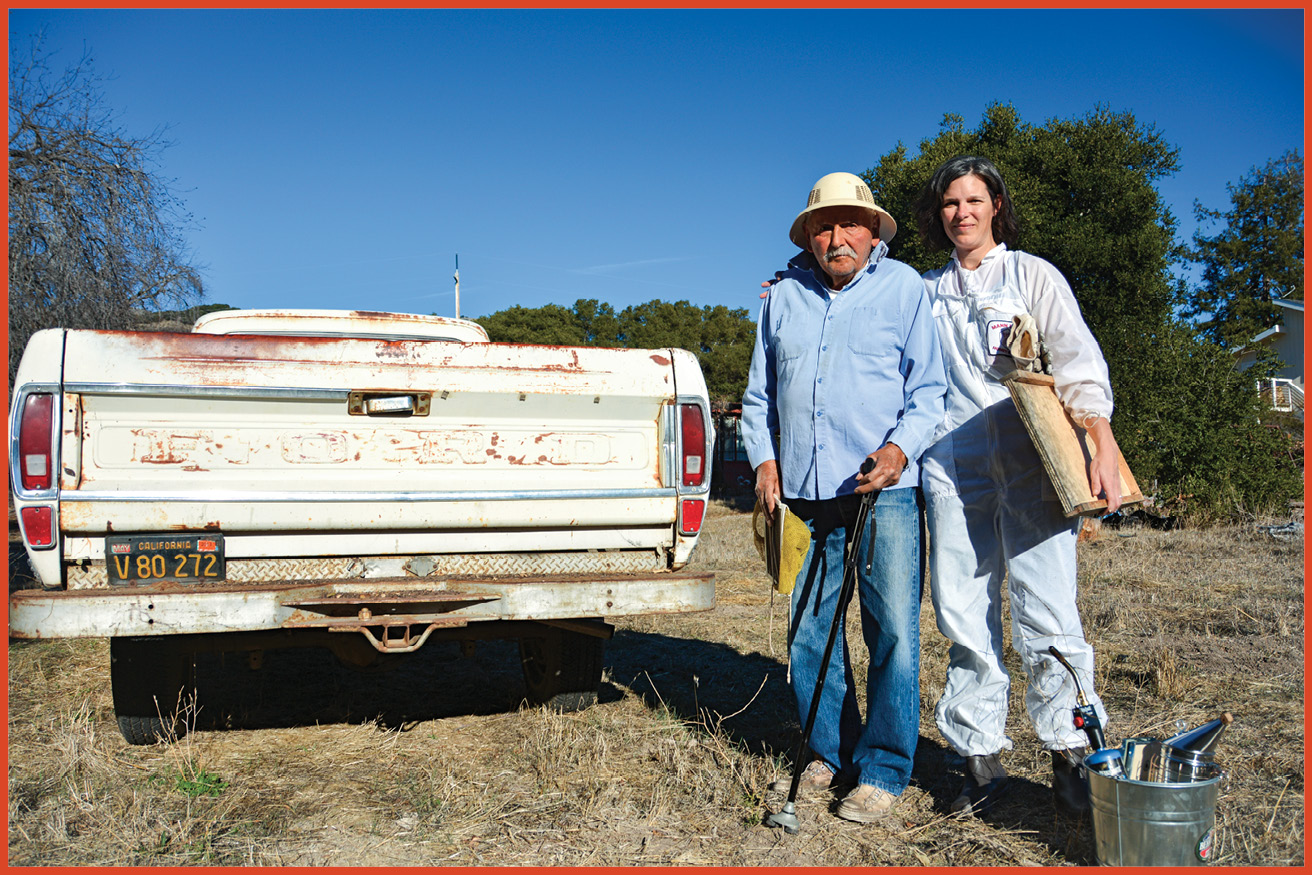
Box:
[913,155,1020,251]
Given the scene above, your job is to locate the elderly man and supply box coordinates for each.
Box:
[743,172,946,823]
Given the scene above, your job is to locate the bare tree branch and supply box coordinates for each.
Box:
[9,34,206,387]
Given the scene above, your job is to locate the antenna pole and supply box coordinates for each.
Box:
[453,254,461,318]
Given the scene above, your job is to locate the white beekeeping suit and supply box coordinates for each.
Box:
[921,242,1112,756]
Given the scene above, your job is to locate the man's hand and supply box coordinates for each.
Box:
[759,271,784,299]
[856,443,906,493]
[755,459,781,514]
[1085,418,1123,513]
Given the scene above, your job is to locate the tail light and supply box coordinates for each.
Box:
[19,393,54,492]
[680,403,706,488]
[20,506,54,547]
[680,498,705,535]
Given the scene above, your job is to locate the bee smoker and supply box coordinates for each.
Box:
[1148,712,1232,783]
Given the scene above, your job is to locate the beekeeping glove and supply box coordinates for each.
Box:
[752,499,811,595]
[1008,313,1050,374]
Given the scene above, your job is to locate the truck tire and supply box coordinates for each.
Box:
[110,637,196,745]
[518,625,604,712]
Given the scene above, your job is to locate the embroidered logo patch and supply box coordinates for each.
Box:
[986,319,1012,356]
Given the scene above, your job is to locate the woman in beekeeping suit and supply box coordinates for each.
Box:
[913,155,1124,818]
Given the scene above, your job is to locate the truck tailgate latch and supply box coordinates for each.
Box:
[348,391,431,417]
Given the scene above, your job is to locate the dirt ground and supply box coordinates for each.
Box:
[6,500,1306,866]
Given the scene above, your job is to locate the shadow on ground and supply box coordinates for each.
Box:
[185,626,792,739]
[187,637,530,732]
[604,626,1098,865]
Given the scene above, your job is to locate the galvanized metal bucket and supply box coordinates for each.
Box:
[1088,767,1222,866]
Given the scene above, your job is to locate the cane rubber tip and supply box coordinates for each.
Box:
[765,807,801,834]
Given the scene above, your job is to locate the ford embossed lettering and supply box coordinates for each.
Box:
[106,534,225,584]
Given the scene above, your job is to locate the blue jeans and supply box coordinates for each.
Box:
[786,487,923,795]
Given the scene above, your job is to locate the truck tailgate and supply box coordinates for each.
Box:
[57,331,689,545]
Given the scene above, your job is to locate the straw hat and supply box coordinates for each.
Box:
[788,172,897,248]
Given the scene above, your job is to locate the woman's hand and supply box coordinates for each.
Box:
[1085,418,1123,513]
[759,270,785,298]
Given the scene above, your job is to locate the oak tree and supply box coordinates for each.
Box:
[865,104,1300,518]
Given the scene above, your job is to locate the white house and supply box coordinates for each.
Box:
[1233,298,1304,417]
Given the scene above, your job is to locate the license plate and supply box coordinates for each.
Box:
[106,534,225,584]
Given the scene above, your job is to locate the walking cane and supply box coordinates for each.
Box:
[767,458,880,834]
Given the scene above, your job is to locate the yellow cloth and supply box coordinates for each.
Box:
[752,499,812,595]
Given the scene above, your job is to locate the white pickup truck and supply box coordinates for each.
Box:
[9,309,715,743]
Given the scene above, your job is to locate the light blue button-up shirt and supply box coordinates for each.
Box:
[741,242,947,501]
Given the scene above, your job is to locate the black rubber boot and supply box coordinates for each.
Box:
[1052,749,1091,817]
[950,753,1009,816]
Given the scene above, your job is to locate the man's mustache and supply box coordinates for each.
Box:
[824,245,858,263]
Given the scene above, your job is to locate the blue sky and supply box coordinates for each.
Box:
[8,9,1304,320]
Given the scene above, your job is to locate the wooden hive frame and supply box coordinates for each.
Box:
[1001,370,1144,517]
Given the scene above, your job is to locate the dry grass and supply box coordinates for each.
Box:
[7,502,1304,865]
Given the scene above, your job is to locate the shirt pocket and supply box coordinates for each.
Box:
[773,328,808,363]
[846,307,900,357]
